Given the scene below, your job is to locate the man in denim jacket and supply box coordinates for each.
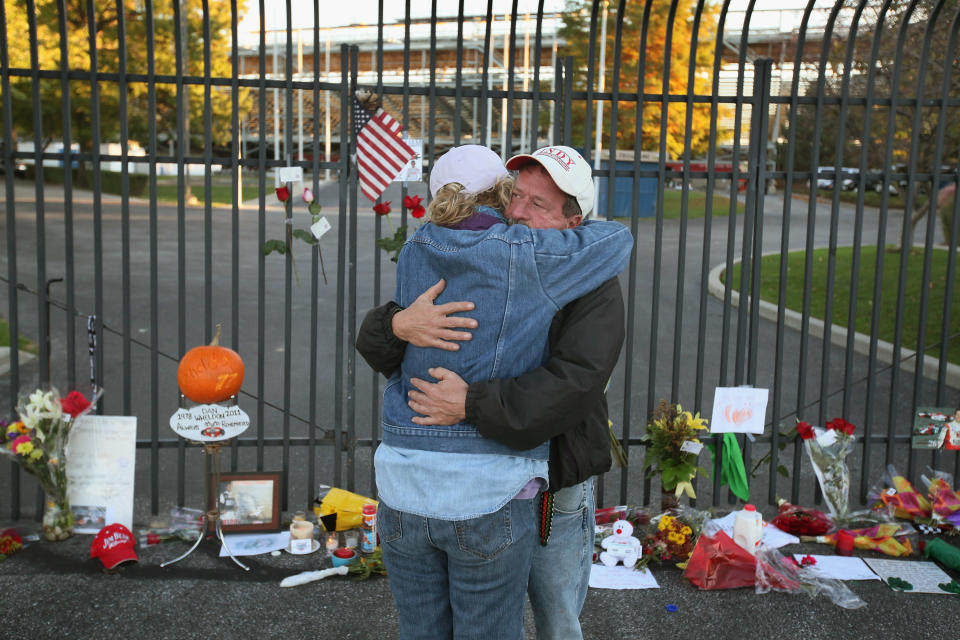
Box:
[358,146,628,640]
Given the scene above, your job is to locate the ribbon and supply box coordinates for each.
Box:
[707,432,750,502]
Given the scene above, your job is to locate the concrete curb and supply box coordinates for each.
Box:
[0,347,35,377]
[707,257,960,390]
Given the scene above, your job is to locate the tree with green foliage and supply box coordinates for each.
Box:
[3,0,250,155]
[558,0,730,158]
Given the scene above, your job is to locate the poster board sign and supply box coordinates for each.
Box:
[709,387,769,434]
[67,415,137,532]
[169,405,250,442]
[394,138,422,182]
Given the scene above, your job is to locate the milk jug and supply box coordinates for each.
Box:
[733,504,763,554]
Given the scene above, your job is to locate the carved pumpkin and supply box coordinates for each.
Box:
[177,324,244,404]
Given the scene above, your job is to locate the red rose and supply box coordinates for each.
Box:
[826,418,856,436]
[0,528,21,544]
[796,421,815,440]
[403,194,423,210]
[373,201,392,215]
[60,391,91,418]
[410,205,426,219]
[275,186,290,202]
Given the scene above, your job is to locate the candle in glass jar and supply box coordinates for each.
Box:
[344,531,358,549]
[325,533,338,554]
[290,520,314,540]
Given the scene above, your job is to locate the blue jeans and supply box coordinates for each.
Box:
[528,477,595,640]
[377,498,537,640]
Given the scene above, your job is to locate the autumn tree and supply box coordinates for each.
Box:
[3,0,250,155]
[783,0,959,246]
[558,0,730,158]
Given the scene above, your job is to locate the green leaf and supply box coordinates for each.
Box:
[262,239,288,256]
[777,464,790,478]
[292,229,318,245]
[308,202,322,216]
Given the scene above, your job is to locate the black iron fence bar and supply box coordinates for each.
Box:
[905,0,949,482]
[146,0,161,514]
[371,0,386,499]
[280,0,295,512]
[202,0,214,346]
[454,2,465,144]
[427,11,437,179]
[771,0,812,505]
[528,2,545,152]
[229,0,241,473]
[936,13,960,481]
[823,1,864,429]
[55,0,77,393]
[255,0,268,475]
[307,0,322,510]
[886,0,922,479]
[117,0,132,416]
[26,0,47,387]
[581,0,599,178]
[171,0,187,507]
[840,0,873,439]
[859,0,897,503]
[346,44,360,493]
[1,0,21,520]
[504,0,518,157]
[633,1,656,508]
[332,42,349,491]
[478,1,492,146]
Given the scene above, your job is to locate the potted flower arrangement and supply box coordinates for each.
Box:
[642,400,709,512]
[636,512,700,570]
[0,386,102,541]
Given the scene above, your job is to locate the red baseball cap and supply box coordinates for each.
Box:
[90,523,138,569]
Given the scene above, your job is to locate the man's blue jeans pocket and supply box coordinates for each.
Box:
[454,502,516,559]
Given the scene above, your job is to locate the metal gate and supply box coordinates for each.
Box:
[2,0,959,523]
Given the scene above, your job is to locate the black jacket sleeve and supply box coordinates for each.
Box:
[467,278,626,451]
[355,301,407,377]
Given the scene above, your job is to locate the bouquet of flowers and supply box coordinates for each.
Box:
[642,400,709,507]
[0,386,102,541]
[770,499,833,536]
[795,418,856,523]
[636,512,700,570]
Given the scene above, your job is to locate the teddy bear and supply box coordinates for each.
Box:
[599,519,642,567]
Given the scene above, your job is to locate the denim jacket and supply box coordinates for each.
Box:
[380,206,633,463]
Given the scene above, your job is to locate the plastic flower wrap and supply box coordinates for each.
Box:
[802,523,917,557]
[802,418,856,523]
[1,386,102,540]
[754,545,866,609]
[868,464,932,522]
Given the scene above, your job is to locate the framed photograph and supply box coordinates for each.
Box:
[211,472,282,532]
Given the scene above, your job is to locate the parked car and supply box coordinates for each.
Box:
[815,166,858,191]
[861,170,900,196]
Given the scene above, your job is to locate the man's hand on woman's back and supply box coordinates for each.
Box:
[392,278,478,350]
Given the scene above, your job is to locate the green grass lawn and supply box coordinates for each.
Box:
[615,188,745,221]
[0,317,37,353]
[727,246,960,364]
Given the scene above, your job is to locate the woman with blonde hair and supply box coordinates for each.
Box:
[373,144,632,640]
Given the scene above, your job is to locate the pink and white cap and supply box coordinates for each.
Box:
[506,145,595,216]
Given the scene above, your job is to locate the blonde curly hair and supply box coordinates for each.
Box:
[427,176,515,227]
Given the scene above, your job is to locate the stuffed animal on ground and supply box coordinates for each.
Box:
[599,519,642,567]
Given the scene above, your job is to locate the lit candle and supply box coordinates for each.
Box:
[325,533,338,554]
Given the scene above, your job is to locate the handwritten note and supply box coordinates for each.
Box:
[710,387,769,434]
[864,558,956,594]
[67,415,136,532]
[589,564,659,590]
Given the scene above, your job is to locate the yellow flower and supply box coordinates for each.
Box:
[14,440,34,456]
[675,534,686,545]
[658,516,674,531]
[681,526,692,536]
[29,448,44,461]
[686,411,709,430]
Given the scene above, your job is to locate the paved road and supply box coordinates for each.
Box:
[2,178,958,510]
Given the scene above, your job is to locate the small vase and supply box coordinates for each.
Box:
[42,496,75,541]
[660,486,680,513]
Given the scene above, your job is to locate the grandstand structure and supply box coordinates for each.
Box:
[234,4,846,164]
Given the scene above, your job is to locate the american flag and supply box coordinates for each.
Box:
[353,98,416,203]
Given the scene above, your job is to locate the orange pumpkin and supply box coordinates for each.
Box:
[177,324,244,404]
